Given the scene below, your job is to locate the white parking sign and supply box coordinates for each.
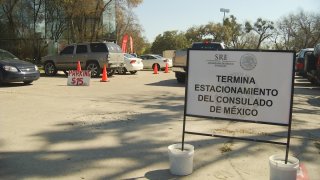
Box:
[67,70,91,86]
[186,50,295,125]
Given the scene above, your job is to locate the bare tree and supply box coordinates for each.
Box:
[275,10,320,50]
[116,0,146,54]
[1,0,19,36]
[245,18,275,49]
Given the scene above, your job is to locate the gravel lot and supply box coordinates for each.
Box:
[0,71,319,180]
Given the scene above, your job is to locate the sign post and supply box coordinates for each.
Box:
[182,49,295,163]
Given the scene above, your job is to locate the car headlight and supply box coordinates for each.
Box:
[3,65,18,72]
[35,65,39,71]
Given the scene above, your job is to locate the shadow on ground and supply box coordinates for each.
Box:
[145,79,185,88]
[0,78,319,179]
[0,82,33,88]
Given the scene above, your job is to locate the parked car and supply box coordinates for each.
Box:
[118,53,143,75]
[139,54,172,70]
[0,49,40,85]
[295,48,314,76]
[304,43,320,85]
[41,42,124,77]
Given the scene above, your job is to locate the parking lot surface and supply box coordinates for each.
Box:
[0,72,319,180]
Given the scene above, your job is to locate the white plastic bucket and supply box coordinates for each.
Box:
[269,154,299,180]
[168,143,194,176]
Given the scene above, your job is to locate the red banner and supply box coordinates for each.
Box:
[129,36,133,54]
[121,34,128,53]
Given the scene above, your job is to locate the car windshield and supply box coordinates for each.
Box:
[153,55,163,59]
[124,53,135,58]
[0,51,18,60]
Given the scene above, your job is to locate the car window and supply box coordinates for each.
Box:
[141,56,149,60]
[303,51,313,57]
[90,43,108,53]
[139,56,146,60]
[148,55,156,59]
[124,53,134,58]
[76,45,88,54]
[0,51,18,60]
[117,46,122,52]
[106,43,122,53]
[60,45,75,55]
[112,44,122,53]
[298,50,314,58]
[106,43,115,53]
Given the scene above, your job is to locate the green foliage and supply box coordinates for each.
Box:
[150,31,189,54]
[223,15,243,48]
[0,0,146,60]
[245,18,275,49]
[1,0,320,59]
[185,23,223,43]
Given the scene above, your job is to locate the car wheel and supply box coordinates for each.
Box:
[0,72,3,85]
[107,69,115,77]
[44,61,57,76]
[86,62,100,78]
[23,81,33,85]
[129,71,137,74]
[117,67,126,75]
[122,68,128,75]
[63,70,69,76]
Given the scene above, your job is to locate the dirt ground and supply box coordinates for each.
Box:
[0,71,319,180]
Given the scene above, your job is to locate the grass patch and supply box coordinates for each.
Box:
[220,142,233,153]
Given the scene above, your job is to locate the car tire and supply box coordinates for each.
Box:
[129,71,137,74]
[44,61,57,76]
[86,62,100,78]
[120,67,127,75]
[0,72,3,84]
[63,70,69,76]
[107,69,115,77]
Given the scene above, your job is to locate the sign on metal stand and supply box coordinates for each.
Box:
[181,49,295,163]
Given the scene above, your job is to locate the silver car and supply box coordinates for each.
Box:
[41,42,124,77]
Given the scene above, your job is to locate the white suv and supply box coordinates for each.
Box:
[41,42,124,77]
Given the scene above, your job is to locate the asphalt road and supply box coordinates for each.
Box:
[0,71,319,180]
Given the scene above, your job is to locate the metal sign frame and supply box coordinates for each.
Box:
[181,49,295,163]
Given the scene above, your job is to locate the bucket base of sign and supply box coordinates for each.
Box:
[269,154,299,180]
[168,143,194,176]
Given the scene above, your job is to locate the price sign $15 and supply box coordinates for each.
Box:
[71,77,84,85]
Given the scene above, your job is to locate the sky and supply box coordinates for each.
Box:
[133,0,320,42]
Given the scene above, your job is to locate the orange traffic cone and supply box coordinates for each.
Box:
[100,64,109,82]
[164,63,169,73]
[153,64,159,74]
[77,61,81,71]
